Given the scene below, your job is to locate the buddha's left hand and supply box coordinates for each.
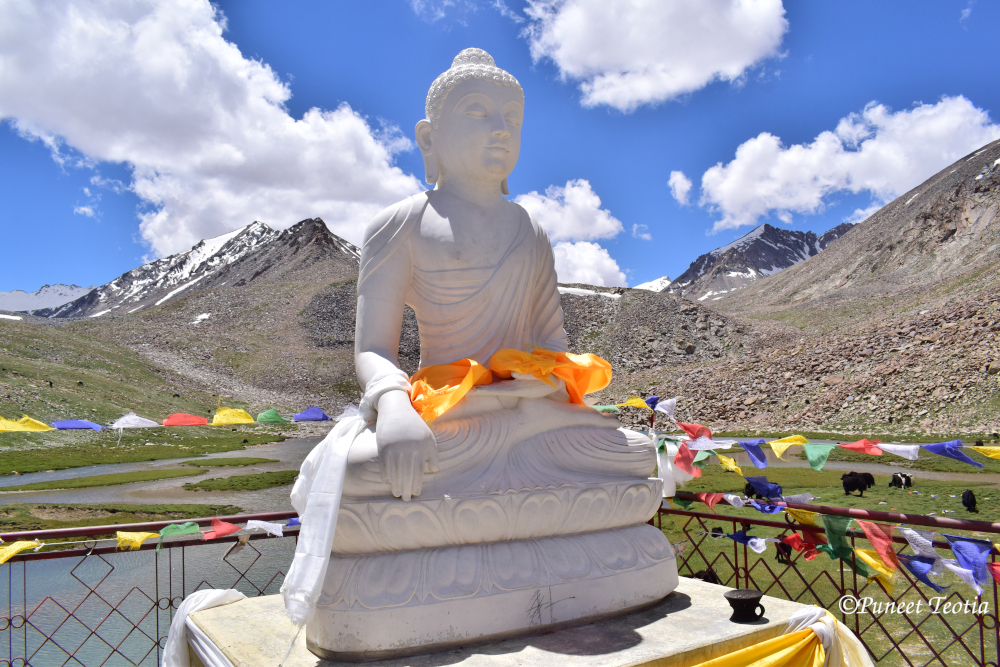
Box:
[375,389,440,501]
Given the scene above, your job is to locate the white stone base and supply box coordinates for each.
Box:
[187,577,813,667]
[307,524,677,661]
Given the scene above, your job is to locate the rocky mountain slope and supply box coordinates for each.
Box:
[36,220,359,319]
[667,223,853,302]
[715,139,1000,330]
[0,284,93,312]
[600,139,1000,437]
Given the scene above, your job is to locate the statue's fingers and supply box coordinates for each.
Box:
[401,454,416,502]
[412,461,424,497]
[387,456,402,498]
[426,440,440,474]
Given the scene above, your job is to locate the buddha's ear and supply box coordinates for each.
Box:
[415,120,438,185]
[501,178,509,196]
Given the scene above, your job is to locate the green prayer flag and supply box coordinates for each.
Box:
[817,515,854,560]
[156,522,202,553]
[692,449,715,470]
[802,443,837,471]
[592,405,620,414]
[672,498,694,509]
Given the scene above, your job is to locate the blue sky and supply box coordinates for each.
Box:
[2,0,999,292]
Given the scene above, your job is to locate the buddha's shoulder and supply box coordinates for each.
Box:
[507,199,552,243]
[362,192,431,247]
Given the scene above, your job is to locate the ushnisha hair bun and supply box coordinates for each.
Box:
[425,48,523,124]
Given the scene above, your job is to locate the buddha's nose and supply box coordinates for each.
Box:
[491,116,510,138]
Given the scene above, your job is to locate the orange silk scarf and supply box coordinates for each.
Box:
[409,348,612,423]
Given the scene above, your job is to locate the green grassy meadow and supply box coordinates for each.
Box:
[183,470,299,492]
[0,502,242,533]
[1,468,204,491]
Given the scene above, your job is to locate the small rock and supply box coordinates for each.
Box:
[794,379,807,387]
[823,375,844,386]
[988,361,1000,375]
[744,396,758,406]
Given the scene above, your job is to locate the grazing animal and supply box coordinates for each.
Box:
[692,569,721,585]
[775,541,793,564]
[889,472,913,489]
[962,489,978,513]
[976,440,984,447]
[744,482,765,500]
[860,472,875,490]
[841,472,867,496]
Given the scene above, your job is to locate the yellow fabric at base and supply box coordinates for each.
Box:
[855,547,896,594]
[410,359,492,423]
[717,453,744,477]
[0,540,41,564]
[616,397,652,410]
[491,348,612,405]
[692,627,823,667]
[769,435,808,460]
[786,508,822,527]
[975,447,1000,460]
[117,531,160,551]
[0,415,54,432]
[212,407,255,426]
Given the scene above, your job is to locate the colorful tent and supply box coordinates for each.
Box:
[163,413,209,427]
[0,415,54,432]
[293,407,331,422]
[256,408,291,424]
[212,407,254,426]
[111,413,161,429]
[51,419,103,431]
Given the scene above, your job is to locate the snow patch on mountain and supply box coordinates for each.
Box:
[632,276,673,292]
[0,284,94,312]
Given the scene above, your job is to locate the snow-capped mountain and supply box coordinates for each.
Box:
[0,284,94,312]
[36,219,360,318]
[666,223,854,302]
[632,276,672,292]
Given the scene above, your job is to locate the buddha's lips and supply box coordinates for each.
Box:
[486,145,508,152]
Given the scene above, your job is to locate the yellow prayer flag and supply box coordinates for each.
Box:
[974,447,1000,461]
[855,548,895,594]
[716,453,744,477]
[768,434,808,461]
[785,508,821,527]
[117,531,160,551]
[0,540,41,564]
[616,397,652,410]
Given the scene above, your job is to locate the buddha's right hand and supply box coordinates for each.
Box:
[374,389,439,501]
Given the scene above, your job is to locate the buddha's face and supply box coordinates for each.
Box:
[419,79,523,185]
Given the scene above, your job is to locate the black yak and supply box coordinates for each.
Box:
[962,489,978,513]
[775,541,793,564]
[744,482,765,500]
[692,569,721,585]
[842,472,868,496]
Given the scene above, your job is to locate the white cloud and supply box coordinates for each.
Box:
[73,205,95,217]
[0,0,421,257]
[700,96,1000,232]
[514,178,623,241]
[668,170,693,205]
[632,223,652,241]
[524,0,788,112]
[552,241,626,286]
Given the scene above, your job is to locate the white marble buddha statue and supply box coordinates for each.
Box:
[283,48,678,661]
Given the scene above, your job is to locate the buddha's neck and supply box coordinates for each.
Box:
[436,176,504,208]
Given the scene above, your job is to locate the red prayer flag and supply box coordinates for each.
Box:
[694,492,724,513]
[988,562,1000,585]
[856,520,898,569]
[203,517,241,540]
[677,422,712,441]
[783,532,822,560]
[838,439,883,455]
[674,442,702,478]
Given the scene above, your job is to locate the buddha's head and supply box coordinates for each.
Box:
[417,49,524,196]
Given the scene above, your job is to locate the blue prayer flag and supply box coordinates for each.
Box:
[749,500,784,514]
[897,554,950,593]
[293,407,332,422]
[287,517,301,527]
[51,419,103,431]
[945,534,994,585]
[727,529,753,545]
[644,395,660,410]
[745,475,783,499]
[738,440,768,469]
[922,440,984,469]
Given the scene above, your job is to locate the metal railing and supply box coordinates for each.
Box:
[658,493,1000,667]
[1,511,297,667]
[3,500,1000,666]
